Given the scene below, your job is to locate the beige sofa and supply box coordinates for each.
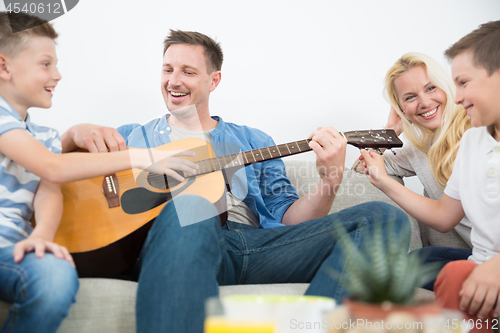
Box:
[0,161,470,332]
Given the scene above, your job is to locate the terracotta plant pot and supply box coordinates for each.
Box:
[344,298,441,321]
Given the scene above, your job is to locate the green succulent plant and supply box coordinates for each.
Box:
[330,212,441,305]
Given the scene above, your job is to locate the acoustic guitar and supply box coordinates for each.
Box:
[54,129,402,277]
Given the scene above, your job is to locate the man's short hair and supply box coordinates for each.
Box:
[163,29,223,73]
[445,20,500,75]
[0,12,58,57]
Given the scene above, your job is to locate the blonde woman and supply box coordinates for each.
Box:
[354,52,472,289]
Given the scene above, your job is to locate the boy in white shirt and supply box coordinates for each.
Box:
[359,20,500,333]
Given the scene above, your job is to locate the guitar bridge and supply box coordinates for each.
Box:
[102,174,120,208]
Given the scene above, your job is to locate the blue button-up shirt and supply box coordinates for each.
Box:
[117,115,299,228]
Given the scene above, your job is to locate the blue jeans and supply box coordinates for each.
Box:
[0,246,79,333]
[410,246,472,291]
[135,195,410,333]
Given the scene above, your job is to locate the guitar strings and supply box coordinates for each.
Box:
[103,134,399,189]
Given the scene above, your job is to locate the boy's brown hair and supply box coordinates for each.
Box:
[445,20,500,75]
[163,29,223,73]
[0,11,58,57]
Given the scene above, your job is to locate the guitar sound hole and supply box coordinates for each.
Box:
[146,172,182,190]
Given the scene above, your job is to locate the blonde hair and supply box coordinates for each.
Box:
[383,52,471,188]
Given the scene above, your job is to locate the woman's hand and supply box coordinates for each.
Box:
[384,106,403,136]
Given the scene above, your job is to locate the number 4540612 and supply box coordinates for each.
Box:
[444,318,498,330]
[6,2,62,14]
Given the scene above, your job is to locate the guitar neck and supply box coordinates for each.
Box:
[190,128,402,177]
[241,139,313,166]
[193,139,312,176]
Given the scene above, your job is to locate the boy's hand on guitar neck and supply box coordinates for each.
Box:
[308,126,347,187]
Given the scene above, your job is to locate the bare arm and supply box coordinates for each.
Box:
[61,123,127,153]
[0,129,198,184]
[12,179,74,265]
[282,127,346,225]
[359,149,464,232]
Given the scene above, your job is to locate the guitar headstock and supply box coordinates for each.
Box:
[342,129,403,149]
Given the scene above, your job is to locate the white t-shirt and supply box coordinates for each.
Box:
[384,142,472,246]
[444,126,500,264]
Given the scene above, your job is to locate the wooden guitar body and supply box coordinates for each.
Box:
[54,138,227,277]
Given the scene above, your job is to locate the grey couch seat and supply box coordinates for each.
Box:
[1,162,461,333]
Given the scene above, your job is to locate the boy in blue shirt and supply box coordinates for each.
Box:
[0,12,197,332]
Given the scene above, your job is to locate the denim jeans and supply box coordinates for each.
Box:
[410,246,472,291]
[0,246,79,333]
[135,195,410,333]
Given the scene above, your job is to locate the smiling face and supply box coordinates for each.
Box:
[2,36,61,117]
[160,44,220,117]
[452,51,500,133]
[393,66,447,132]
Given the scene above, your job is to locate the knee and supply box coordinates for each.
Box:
[435,260,476,292]
[357,202,409,230]
[26,255,79,311]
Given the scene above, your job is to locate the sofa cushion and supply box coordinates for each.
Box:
[1,278,138,333]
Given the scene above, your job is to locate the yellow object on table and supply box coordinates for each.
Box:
[204,316,275,333]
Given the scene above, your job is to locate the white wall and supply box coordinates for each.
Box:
[3,0,500,193]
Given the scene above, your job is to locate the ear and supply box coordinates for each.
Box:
[0,54,12,81]
[209,71,221,92]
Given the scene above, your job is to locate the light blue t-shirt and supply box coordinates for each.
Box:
[0,95,61,247]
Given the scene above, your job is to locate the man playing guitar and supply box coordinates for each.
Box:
[61,30,410,333]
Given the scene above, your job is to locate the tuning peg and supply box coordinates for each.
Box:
[389,148,396,155]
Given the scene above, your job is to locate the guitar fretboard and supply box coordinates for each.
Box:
[192,139,312,176]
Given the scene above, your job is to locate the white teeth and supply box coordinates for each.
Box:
[171,92,187,97]
[421,107,437,117]
[45,87,54,92]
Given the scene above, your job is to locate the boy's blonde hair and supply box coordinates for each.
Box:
[445,20,500,75]
[383,52,471,188]
[0,12,58,57]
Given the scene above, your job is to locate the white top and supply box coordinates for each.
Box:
[445,126,500,264]
[384,142,472,246]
